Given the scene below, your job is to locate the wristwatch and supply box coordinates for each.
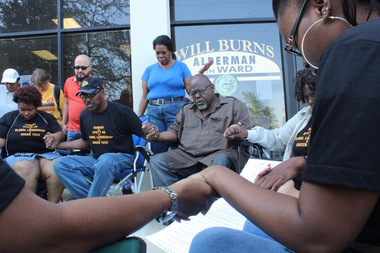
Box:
[153,186,178,223]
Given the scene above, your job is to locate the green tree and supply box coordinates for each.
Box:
[243,91,278,129]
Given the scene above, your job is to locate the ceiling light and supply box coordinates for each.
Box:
[32,50,58,60]
[52,18,81,29]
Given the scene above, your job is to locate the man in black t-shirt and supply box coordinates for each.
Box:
[53,77,144,198]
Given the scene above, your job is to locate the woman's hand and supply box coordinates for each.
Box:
[44,131,64,150]
[254,157,305,191]
[44,132,56,149]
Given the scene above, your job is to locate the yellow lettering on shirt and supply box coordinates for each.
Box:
[89,125,114,145]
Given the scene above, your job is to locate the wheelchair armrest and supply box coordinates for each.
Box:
[239,141,265,151]
[233,140,265,159]
[134,145,153,162]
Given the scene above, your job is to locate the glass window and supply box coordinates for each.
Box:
[171,0,273,21]
[0,1,57,33]
[0,36,58,86]
[174,23,285,130]
[63,30,132,102]
[62,0,130,29]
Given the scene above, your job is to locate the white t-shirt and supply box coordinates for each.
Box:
[0,85,18,118]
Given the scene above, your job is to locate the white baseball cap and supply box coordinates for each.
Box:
[1,68,20,83]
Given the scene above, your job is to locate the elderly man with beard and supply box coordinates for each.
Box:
[53,76,144,198]
[62,54,92,141]
[144,74,250,187]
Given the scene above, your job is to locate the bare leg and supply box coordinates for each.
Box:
[12,160,40,193]
[40,158,64,203]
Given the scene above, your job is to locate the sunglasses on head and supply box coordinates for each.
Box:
[284,0,309,57]
[80,89,102,99]
[74,65,90,70]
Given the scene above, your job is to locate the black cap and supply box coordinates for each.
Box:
[76,76,104,96]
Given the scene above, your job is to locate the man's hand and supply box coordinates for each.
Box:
[142,121,159,142]
[254,157,305,191]
[224,121,248,140]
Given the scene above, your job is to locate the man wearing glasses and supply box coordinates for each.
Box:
[144,74,250,188]
[0,68,20,118]
[62,54,92,141]
[53,76,144,198]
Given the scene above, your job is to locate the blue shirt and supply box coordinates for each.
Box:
[142,60,192,100]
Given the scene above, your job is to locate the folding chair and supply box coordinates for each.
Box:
[107,133,153,196]
[107,115,153,196]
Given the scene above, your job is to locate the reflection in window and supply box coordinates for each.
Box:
[0,1,57,33]
[174,24,285,130]
[171,0,274,21]
[0,36,58,86]
[63,30,132,102]
[63,0,130,29]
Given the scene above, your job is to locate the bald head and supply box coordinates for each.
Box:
[75,54,91,66]
[190,74,211,88]
[74,54,92,81]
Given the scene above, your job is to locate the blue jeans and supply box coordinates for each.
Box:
[53,152,134,198]
[147,100,186,154]
[150,153,233,187]
[67,130,82,142]
[189,220,290,253]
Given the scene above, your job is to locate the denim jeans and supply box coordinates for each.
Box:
[150,152,233,187]
[53,152,134,198]
[147,100,186,154]
[189,220,290,253]
[67,130,82,142]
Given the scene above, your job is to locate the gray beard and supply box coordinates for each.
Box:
[196,103,207,110]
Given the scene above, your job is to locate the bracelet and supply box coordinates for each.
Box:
[153,186,178,223]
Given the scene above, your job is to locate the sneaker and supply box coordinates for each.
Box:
[122,187,133,195]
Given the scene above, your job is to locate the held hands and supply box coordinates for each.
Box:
[171,172,219,221]
[254,157,305,191]
[224,121,248,140]
[142,121,159,142]
[44,132,57,150]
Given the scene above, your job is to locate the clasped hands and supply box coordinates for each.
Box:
[170,171,220,222]
[223,121,248,140]
[43,132,58,150]
[142,121,159,142]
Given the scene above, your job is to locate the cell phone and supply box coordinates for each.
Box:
[14,153,35,157]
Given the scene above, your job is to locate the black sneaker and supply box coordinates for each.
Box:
[122,187,133,195]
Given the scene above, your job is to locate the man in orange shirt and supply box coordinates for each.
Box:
[62,54,92,141]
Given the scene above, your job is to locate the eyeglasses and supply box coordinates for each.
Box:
[80,89,102,100]
[190,84,212,97]
[74,65,90,70]
[284,0,309,57]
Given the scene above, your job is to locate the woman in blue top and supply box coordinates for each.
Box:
[138,35,212,154]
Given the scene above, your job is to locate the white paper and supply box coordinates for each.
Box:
[146,159,281,253]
